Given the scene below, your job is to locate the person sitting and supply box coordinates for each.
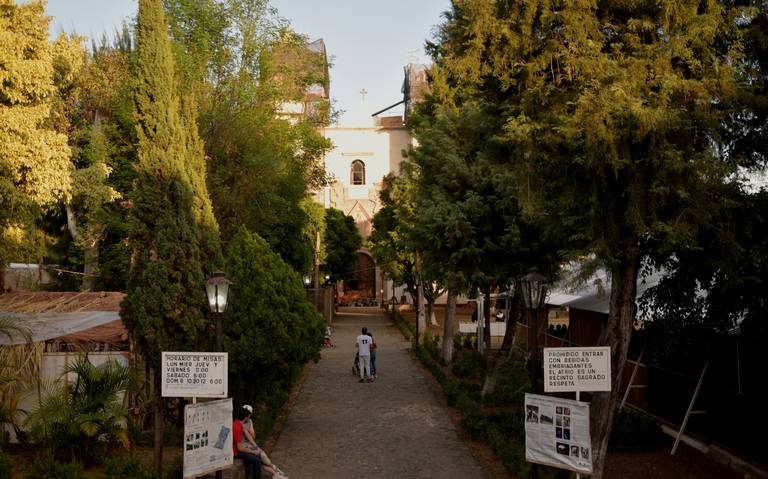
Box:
[235,405,288,478]
[233,406,262,478]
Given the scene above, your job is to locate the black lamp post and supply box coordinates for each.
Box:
[520,268,547,479]
[204,271,233,353]
[203,271,232,479]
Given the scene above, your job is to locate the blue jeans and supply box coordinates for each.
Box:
[236,451,262,478]
[370,351,377,376]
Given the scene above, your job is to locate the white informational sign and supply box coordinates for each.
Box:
[544,347,611,392]
[161,352,228,398]
[183,398,233,478]
[525,393,593,474]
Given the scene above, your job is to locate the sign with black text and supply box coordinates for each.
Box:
[161,352,227,398]
[183,398,233,478]
[525,393,593,474]
[544,347,611,392]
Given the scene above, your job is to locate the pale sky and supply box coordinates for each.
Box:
[45,0,449,125]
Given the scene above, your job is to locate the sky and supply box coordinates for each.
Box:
[45,0,450,125]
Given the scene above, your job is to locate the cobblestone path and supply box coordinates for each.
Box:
[269,307,487,479]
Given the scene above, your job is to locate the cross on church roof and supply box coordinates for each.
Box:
[359,88,368,102]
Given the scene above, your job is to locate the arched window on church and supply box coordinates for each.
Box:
[351,160,366,185]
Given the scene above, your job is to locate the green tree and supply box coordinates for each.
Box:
[369,175,418,295]
[164,1,331,269]
[640,186,768,354]
[82,34,139,292]
[120,0,220,473]
[369,173,445,337]
[322,208,362,281]
[224,227,323,436]
[406,101,560,361]
[427,1,744,475]
[0,1,74,272]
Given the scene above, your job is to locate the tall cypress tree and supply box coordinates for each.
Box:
[120,0,219,473]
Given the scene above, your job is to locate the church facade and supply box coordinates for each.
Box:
[318,117,412,298]
[281,44,428,301]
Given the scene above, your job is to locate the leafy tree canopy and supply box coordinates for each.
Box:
[322,208,362,281]
[0,1,77,267]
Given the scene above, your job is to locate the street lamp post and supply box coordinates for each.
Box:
[203,271,232,479]
[204,271,233,352]
[520,268,547,389]
[520,268,547,479]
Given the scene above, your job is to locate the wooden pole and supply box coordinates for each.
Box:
[671,361,708,455]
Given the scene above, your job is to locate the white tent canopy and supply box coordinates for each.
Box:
[0,311,120,346]
[547,266,665,314]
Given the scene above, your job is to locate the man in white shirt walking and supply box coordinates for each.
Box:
[356,327,373,382]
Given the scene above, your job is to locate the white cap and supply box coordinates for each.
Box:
[243,404,253,413]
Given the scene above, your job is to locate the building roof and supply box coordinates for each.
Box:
[0,291,124,346]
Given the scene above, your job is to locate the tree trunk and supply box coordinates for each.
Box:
[501,284,521,351]
[153,371,165,478]
[481,352,498,398]
[65,204,79,241]
[427,298,438,326]
[417,278,426,342]
[483,285,491,350]
[590,251,639,478]
[82,242,98,290]
[65,204,99,291]
[441,290,457,362]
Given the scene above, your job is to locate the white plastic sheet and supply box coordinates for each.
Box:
[0,311,120,345]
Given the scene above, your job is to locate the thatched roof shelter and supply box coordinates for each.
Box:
[0,291,126,350]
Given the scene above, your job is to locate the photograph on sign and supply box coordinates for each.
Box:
[543,346,611,393]
[162,352,228,398]
[184,398,233,478]
[525,393,592,474]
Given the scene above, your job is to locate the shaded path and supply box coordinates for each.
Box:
[269,307,486,478]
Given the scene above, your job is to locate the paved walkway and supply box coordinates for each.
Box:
[269,307,486,479]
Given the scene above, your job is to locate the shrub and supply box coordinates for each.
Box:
[453,332,464,351]
[164,456,184,479]
[412,341,535,476]
[451,350,484,379]
[26,355,131,463]
[0,449,11,479]
[424,335,441,362]
[101,455,153,479]
[24,456,83,479]
[391,310,415,341]
[224,228,324,440]
[483,354,530,407]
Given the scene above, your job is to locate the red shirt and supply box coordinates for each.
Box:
[232,419,243,456]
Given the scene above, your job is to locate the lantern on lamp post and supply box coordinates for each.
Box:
[303,273,312,288]
[204,271,233,352]
[520,268,547,388]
